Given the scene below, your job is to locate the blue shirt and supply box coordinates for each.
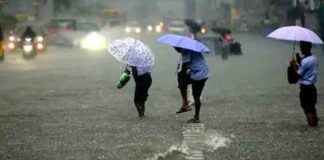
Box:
[182,49,209,81]
[297,55,318,85]
[181,51,191,63]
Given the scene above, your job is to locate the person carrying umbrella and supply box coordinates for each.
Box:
[267,26,321,127]
[290,41,319,127]
[108,38,154,118]
[158,34,210,123]
[174,47,193,113]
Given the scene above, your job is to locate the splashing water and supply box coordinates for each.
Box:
[147,124,232,160]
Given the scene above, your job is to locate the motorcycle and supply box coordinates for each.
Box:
[7,34,20,52]
[21,37,37,59]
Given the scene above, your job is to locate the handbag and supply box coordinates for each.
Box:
[117,68,131,89]
[287,64,298,84]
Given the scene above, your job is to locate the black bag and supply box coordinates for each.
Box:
[287,65,298,84]
[229,42,242,55]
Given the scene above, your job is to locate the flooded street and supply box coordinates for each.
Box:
[0,30,323,159]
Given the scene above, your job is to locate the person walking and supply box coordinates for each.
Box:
[108,38,154,118]
[291,41,319,127]
[130,66,152,118]
[175,47,193,114]
[175,48,209,123]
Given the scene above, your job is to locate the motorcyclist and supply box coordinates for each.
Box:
[21,26,36,41]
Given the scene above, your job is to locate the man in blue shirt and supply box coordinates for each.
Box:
[291,41,319,127]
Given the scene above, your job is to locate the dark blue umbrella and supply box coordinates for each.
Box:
[157,34,211,53]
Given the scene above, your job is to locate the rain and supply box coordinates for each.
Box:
[0,0,323,159]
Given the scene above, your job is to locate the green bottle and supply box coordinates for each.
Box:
[117,69,131,89]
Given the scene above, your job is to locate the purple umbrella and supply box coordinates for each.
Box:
[157,34,211,53]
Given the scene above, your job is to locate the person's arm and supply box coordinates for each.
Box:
[297,60,309,77]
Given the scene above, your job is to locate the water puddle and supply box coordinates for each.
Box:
[147,124,232,160]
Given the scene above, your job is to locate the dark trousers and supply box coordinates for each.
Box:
[299,84,317,114]
[134,73,152,104]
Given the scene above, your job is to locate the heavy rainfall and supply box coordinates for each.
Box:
[0,0,323,160]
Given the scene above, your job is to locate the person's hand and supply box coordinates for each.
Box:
[296,53,301,64]
[290,59,298,70]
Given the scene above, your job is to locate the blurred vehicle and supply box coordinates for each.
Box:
[21,37,37,59]
[73,22,107,51]
[124,21,142,34]
[101,8,126,27]
[47,19,76,46]
[7,25,47,53]
[167,20,186,34]
[6,31,19,52]
[146,21,164,33]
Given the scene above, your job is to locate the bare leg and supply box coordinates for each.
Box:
[193,95,201,121]
[135,103,145,118]
[180,86,189,107]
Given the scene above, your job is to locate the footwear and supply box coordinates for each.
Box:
[176,107,192,114]
[306,113,318,127]
[136,105,145,118]
[186,118,200,123]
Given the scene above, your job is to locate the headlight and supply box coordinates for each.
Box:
[159,22,164,27]
[9,36,15,41]
[147,25,153,31]
[36,43,44,50]
[125,27,131,33]
[80,32,107,50]
[36,36,44,42]
[8,43,15,49]
[135,28,141,33]
[25,38,32,42]
[155,25,162,33]
[23,45,33,52]
[201,28,206,34]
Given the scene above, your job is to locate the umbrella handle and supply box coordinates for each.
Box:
[292,41,296,60]
[175,55,182,74]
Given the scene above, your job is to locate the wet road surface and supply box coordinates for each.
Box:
[0,31,324,160]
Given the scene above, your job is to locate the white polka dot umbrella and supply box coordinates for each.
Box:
[108,38,154,67]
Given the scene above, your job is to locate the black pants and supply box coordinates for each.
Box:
[191,78,208,98]
[299,84,317,114]
[177,71,191,90]
[134,73,152,104]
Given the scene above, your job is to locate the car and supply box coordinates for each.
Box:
[167,20,186,34]
[145,21,164,33]
[124,21,142,34]
[47,19,77,46]
[73,22,107,50]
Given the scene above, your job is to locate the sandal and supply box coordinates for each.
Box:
[176,107,192,114]
[186,118,201,123]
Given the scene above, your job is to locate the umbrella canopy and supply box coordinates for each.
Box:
[157,34,211,53]
[108,38,154,67]
[184,19,201,33]
[267,26,323,44]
